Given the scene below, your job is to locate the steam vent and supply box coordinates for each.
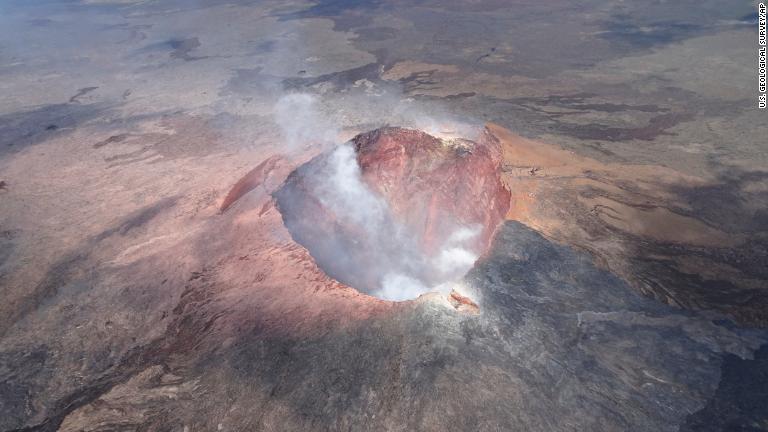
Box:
[275,127,510,301]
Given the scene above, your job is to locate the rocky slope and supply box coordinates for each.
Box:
[1,125,766,431]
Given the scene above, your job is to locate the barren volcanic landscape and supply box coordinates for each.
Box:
[1,0,767,431]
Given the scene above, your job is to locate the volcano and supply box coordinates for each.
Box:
[274,127,510,300]
[5,121,767,432]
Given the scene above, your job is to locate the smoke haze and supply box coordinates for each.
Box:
[274,93,340,153]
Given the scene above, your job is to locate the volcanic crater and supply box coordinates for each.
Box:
[273,127,511,302]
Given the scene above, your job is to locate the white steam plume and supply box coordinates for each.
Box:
[274,92,482,301]
[316,143,388,229]
[378,273,429,302]
[274,93,339,152]
[309,143,481,301]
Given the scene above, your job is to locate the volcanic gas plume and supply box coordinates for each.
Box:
[274,127,510,301]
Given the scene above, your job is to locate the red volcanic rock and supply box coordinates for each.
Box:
[220,155,289,212]
[274,127,510,298]
[448,290,480,314]
[352,127,509,256]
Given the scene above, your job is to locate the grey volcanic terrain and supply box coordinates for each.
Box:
[1,0,767,431]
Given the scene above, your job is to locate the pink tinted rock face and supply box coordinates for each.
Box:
[353,127,509,257]
[275,127,510,298]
